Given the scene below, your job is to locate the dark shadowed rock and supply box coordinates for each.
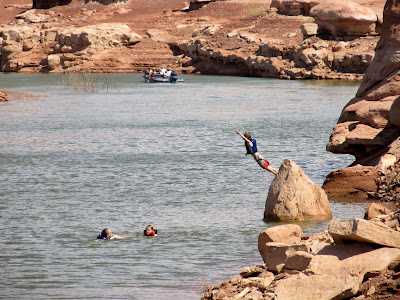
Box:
[33,0,72,9]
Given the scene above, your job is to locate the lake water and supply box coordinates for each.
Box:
[1,73,370,299]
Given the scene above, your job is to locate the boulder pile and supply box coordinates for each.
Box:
[202,207,400,300]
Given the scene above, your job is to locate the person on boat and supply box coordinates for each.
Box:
[166,69,172,77]
[235,130,279,175]
[146,69,154,82]
[97,228,125,240]
[160,68,167,77]
[144,225,157,236]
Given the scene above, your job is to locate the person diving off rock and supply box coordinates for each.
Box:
[235,130,279,175]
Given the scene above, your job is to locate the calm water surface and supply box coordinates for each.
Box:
[1,73,370,299]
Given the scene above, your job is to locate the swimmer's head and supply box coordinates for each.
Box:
[145,225,153,235]
[101,228,112,239]
[244,132,251,138]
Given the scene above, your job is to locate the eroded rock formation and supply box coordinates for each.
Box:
[0,23,143,72]
[0,0,382,78]
[324,0,400,200]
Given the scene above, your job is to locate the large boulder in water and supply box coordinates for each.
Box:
[264,159,332,221]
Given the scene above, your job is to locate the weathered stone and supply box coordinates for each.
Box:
[146,29,171,42]
[257,273,275,290]
[339,97,394,129]
[47,54,61,70]
[244,290,263,300]
[284,251,313,270]
[260,242,309,272]
[329,218,400,248]
[129,32,143,45]
[271,0,320,16]
[322,165,378,199]
[55,23,133,53]
[274,246,400,300]
[300,23,318,36]
[364,203,393,220]
[264,159,332,221]
[0,91,10,102]
[310,0,377,36]
[258,224,303,244]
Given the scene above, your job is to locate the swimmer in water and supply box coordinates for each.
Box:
[97,228,125,240]
[144,225,157,237]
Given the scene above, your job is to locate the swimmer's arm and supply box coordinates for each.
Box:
[235,130,253,147]
[115,235,125,239]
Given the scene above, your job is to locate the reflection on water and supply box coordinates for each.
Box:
[0,73,370,299]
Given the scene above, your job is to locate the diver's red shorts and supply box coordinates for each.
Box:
[254,155,270,169]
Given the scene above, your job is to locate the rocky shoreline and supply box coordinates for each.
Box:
[202,206,400,300]
[0,0,382,79]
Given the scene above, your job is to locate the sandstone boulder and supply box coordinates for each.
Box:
[329,218,400,248]
[258,225,335,272]
[259,241,309,272]
[322,165,377,199]
[326,120,400,161]
[284,251,313,270]
[47,54,61,70]
[271,0,320,16]
[264,159,332,221]
[310,0,377,36]
[364,202,393,220]
[0,91,10,102]
[146,29,171,43]
[300,23,318,37]
[302,231,334,254]
[258,224,303,245]
[16,10,51,23]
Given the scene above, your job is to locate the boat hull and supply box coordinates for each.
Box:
[143,74,184,83]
